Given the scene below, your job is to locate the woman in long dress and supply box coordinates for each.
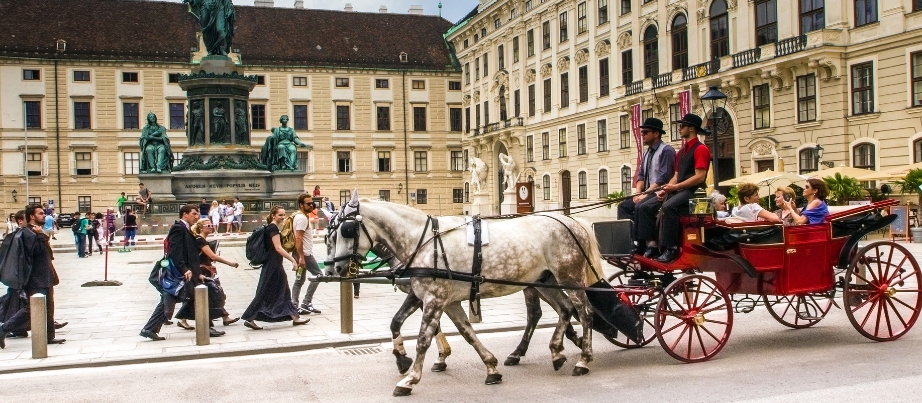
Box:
[242,206,310,329]
[175,218,240,330]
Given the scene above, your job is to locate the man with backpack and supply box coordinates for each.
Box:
[289,194,322,314]
[72,212,87,258]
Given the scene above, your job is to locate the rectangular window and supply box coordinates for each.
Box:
[123,103,139,129]
[24,101,41,129]
[412,80,426,90]
[379,190,391,202]
[599,0,609,24]
[377,151,391,172]
[465,63,471,84]
[620,115,630,149]
[484,101,490,125]
[122,72,138,83]
[293,76,308,87]
[335,77,349,87]
[256,75,265,85]
[753,84,771,129]
[755,0,778,46]
[558,128,568,157]
[463,150,469,170]
[800,0,825,34]
[24,69,41,80]
[337,105,351,130]
[543,175,551,200]
[476,104,481,128]
[542,132,550,160]
[799,148,818,174]
[451,150,464,171]
[528,84,536,116]
[577,124,586,155]
[855,0,878,27]
[251,104,266,130]
[599,58,610,97]
[578,66,588,103]
[449,81,461,91]
[527,29,535,57]
[465,107,471,132]
[452,189,464,203]
[495,18,501,29]
[416,189,428,204]
[169,103,185,130]
[124,152,140,175]
[450,108,462,132]
[337,151,351,172]
[513,37,520,63]
[75,152,93,176]
[797,74,817,122]
[377,106,390,130]
[542,20,551,49]
[25,152,42,177]
[297,151,309,173]
[413,107,426,131]
[560,73,570,108]
[621,0,631,15]
[597,120,608,152]
[578,172,588,199]
[376,78,389,89]
[621,167,633,194]
[475,57,480,80]
[73,70,90,82]
[851,62,874,115]
[74,101,91,129]
[543,79,552,112]
[599,169,609,198]
[912,52,922,107]
[915,0,922,12]
[621,50,633,85]
[514,89,521,117]
[78,196,92,213]
[414,151,428,172]
[498,45,505,70]
[293,105,308,130]
[526,135,535,162]
[483,54,489,77]
[339,190,350,209]
[577,2,588,34]
[559,12,569,42]
[669,103,682,141]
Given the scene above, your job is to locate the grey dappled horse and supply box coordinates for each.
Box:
[326,194,601,396]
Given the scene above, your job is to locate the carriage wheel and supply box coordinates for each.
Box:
[843,241,922,341]
[603,270,657,348]
[655,274,733,363]
[762,293,833,329]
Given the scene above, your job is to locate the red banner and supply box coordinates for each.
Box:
[679,90,691,116]
[631,103,642,185]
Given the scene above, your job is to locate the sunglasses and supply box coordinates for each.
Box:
[679,123,692,128]
[203,224,214,228]
[640,130,654,135]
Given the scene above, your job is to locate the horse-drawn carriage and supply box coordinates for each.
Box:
[598,198,922,362]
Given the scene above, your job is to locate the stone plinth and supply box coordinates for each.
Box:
[198,55,243,75]
[137,173,176,201]
[500,189,517,215]
[469,193,492,216]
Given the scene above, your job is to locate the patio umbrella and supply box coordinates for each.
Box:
[722,169,807,196]
[804,165,876,180]
[857,162,922,181]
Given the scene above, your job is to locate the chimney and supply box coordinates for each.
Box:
[379,5,388,13]
[408,5,423,15]
[254,0,274,7]
[294,0,304,8]
[344,3,354,12]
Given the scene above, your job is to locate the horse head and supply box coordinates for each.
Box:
[325,190,374,277]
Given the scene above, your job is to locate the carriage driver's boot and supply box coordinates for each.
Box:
[656,247,680,263]
[631,242,646,256]
[642,241,659,259]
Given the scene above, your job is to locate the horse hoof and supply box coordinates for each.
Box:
[485,373,503,385]
[431,362,447,372]
[393,387,413,397]
[395,354,413,374]
[572,366,590,376]
[552,357,567,371]
[503,356,521,366]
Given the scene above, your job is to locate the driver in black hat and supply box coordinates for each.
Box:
[618,117,675,257]
[653,113,712,263]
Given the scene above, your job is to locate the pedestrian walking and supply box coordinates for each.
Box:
[88,212,103,255]
[290,194,322,314]
[42,205,57,240]
[139,204,201,341]
[123,208,137,246]
[175,218,240,331]
[241,206,310,329]
[73,212,87,258]
[232,197,244,233]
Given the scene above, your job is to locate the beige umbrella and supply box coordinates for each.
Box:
[722,169,807,195]
[804,165,876,180]
[857,162,922,181]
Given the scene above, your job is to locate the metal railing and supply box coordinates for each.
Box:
[775,35,807,57]
[626,80,644,96]
[732,48,761,68]
[683,59,720,81]
[470,118,525,136]
[652,72,672,89]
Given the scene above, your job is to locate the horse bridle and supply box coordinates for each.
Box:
[324,208,375,277]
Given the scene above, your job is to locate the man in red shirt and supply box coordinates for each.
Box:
[653,114,712,263]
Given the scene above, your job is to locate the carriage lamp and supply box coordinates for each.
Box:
[701,86,728,188]
[11,189,17,202]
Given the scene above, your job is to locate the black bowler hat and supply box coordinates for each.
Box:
[673,113,709,135]
[638,118,666,134]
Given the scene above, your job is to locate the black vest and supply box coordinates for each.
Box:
[677,140,708,190]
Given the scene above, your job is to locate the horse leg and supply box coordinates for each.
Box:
[391,292,422,374]
[443,301,502,385]
[535,287,582,349]
[431,331,451,372]
[504,287,543,366]
[566,289,594,376]
[394,301,444,397]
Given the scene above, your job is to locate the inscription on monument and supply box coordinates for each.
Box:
[184,183,261,189]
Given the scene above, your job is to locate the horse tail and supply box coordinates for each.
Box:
[572,217,604,284]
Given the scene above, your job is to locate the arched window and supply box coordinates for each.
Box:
[710,0,730,59]
[643,26,659,78]
[578,171,588,199]
[671,14,688,70]
[464,182,470,203]
[853,143,875,170]
[621,166,632,194]
[542,174,551,200]
[915,138,922,163]
[799,148,818,174]
[755,0,777,46]
[598,169,609,198]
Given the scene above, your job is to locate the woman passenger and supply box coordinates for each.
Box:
[773,187,797,226]
[733,183,782,223]
[783,178,829,225]
[710,191,730,219]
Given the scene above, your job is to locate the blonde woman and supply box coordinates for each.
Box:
[773,187,797,226]
[242,206,309,329]
[208,200,221,233]
[175,218,241,332]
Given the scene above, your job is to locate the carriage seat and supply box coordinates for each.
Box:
[704,222,783,251]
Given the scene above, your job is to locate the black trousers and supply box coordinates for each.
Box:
[1,287,55,340]
[142,291,181,334]
[618,193,661,244]
[659,189,697,248]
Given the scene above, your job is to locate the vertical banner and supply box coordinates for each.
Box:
[631,103,642,184]
[679,90,691,116]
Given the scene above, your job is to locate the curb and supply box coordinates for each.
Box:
[0,322,557,375]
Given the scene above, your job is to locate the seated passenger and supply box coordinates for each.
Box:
[710,191,730,219]
[731,183,781,223]
[772,186,797,226]
[783,178,829,225]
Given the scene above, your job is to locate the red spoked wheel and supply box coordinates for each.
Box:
[604,270,658,348]
[844,241,922,341]
[655,274,733,363]
[762,293,833,329]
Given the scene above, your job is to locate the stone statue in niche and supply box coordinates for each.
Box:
[187,100,205,146]
[234,100,249,145]
[469,156,488,194]
[139,112,173,173]
[260,115,310,171]
[498,153,517,192]
[211,101,229,144]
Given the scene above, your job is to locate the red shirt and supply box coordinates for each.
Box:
[675,137,712,172]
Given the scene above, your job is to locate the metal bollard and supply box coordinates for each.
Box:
[340,281,353,334]
[30,294,47,359]
[194,285,209,346]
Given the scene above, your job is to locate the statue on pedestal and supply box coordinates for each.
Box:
[139,112,173,174]
[234,100,249,145]
[184,0,236,56]
[469,156,489,194]
[498,153,518,192]
[187,101,205,146]
[211,102,229,144]
[260,115,309,171]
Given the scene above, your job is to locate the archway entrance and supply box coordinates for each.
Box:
[560,170,571,215]
[709,107,736,189]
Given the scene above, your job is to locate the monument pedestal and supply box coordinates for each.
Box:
[469,193,492,216]
[138,173,176,202]
[500,189,517,215]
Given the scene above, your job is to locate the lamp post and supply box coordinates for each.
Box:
[813,144,824,172]
[23,101,29,204]
[701,86,728,189]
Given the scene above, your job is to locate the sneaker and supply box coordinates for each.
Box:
[299,304,321,314]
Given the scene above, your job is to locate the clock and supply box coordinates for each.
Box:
[518,185,529,200]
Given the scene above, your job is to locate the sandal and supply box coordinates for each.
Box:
[293,318,311,326]
[223,317,240,326]
[244,320,264,330]
[177,320,194,330]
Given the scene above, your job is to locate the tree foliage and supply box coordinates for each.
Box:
[823,173,863,205]
[894,168,922,206]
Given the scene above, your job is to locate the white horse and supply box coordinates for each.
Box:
[327,193,601,396]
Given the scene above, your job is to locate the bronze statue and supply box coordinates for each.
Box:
[234,100,249,145]
[183,0,236,56]
[211,102,229,144]
[139,112,173,173]
[260,115,309,171]
[188,101,205,146]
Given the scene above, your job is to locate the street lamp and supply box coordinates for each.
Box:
[701,85,728,189]
[813,144,824,171]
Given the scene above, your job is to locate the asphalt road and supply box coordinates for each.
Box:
[3,304,922,403]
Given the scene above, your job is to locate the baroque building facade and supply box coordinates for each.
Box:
[449,0,922,218]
